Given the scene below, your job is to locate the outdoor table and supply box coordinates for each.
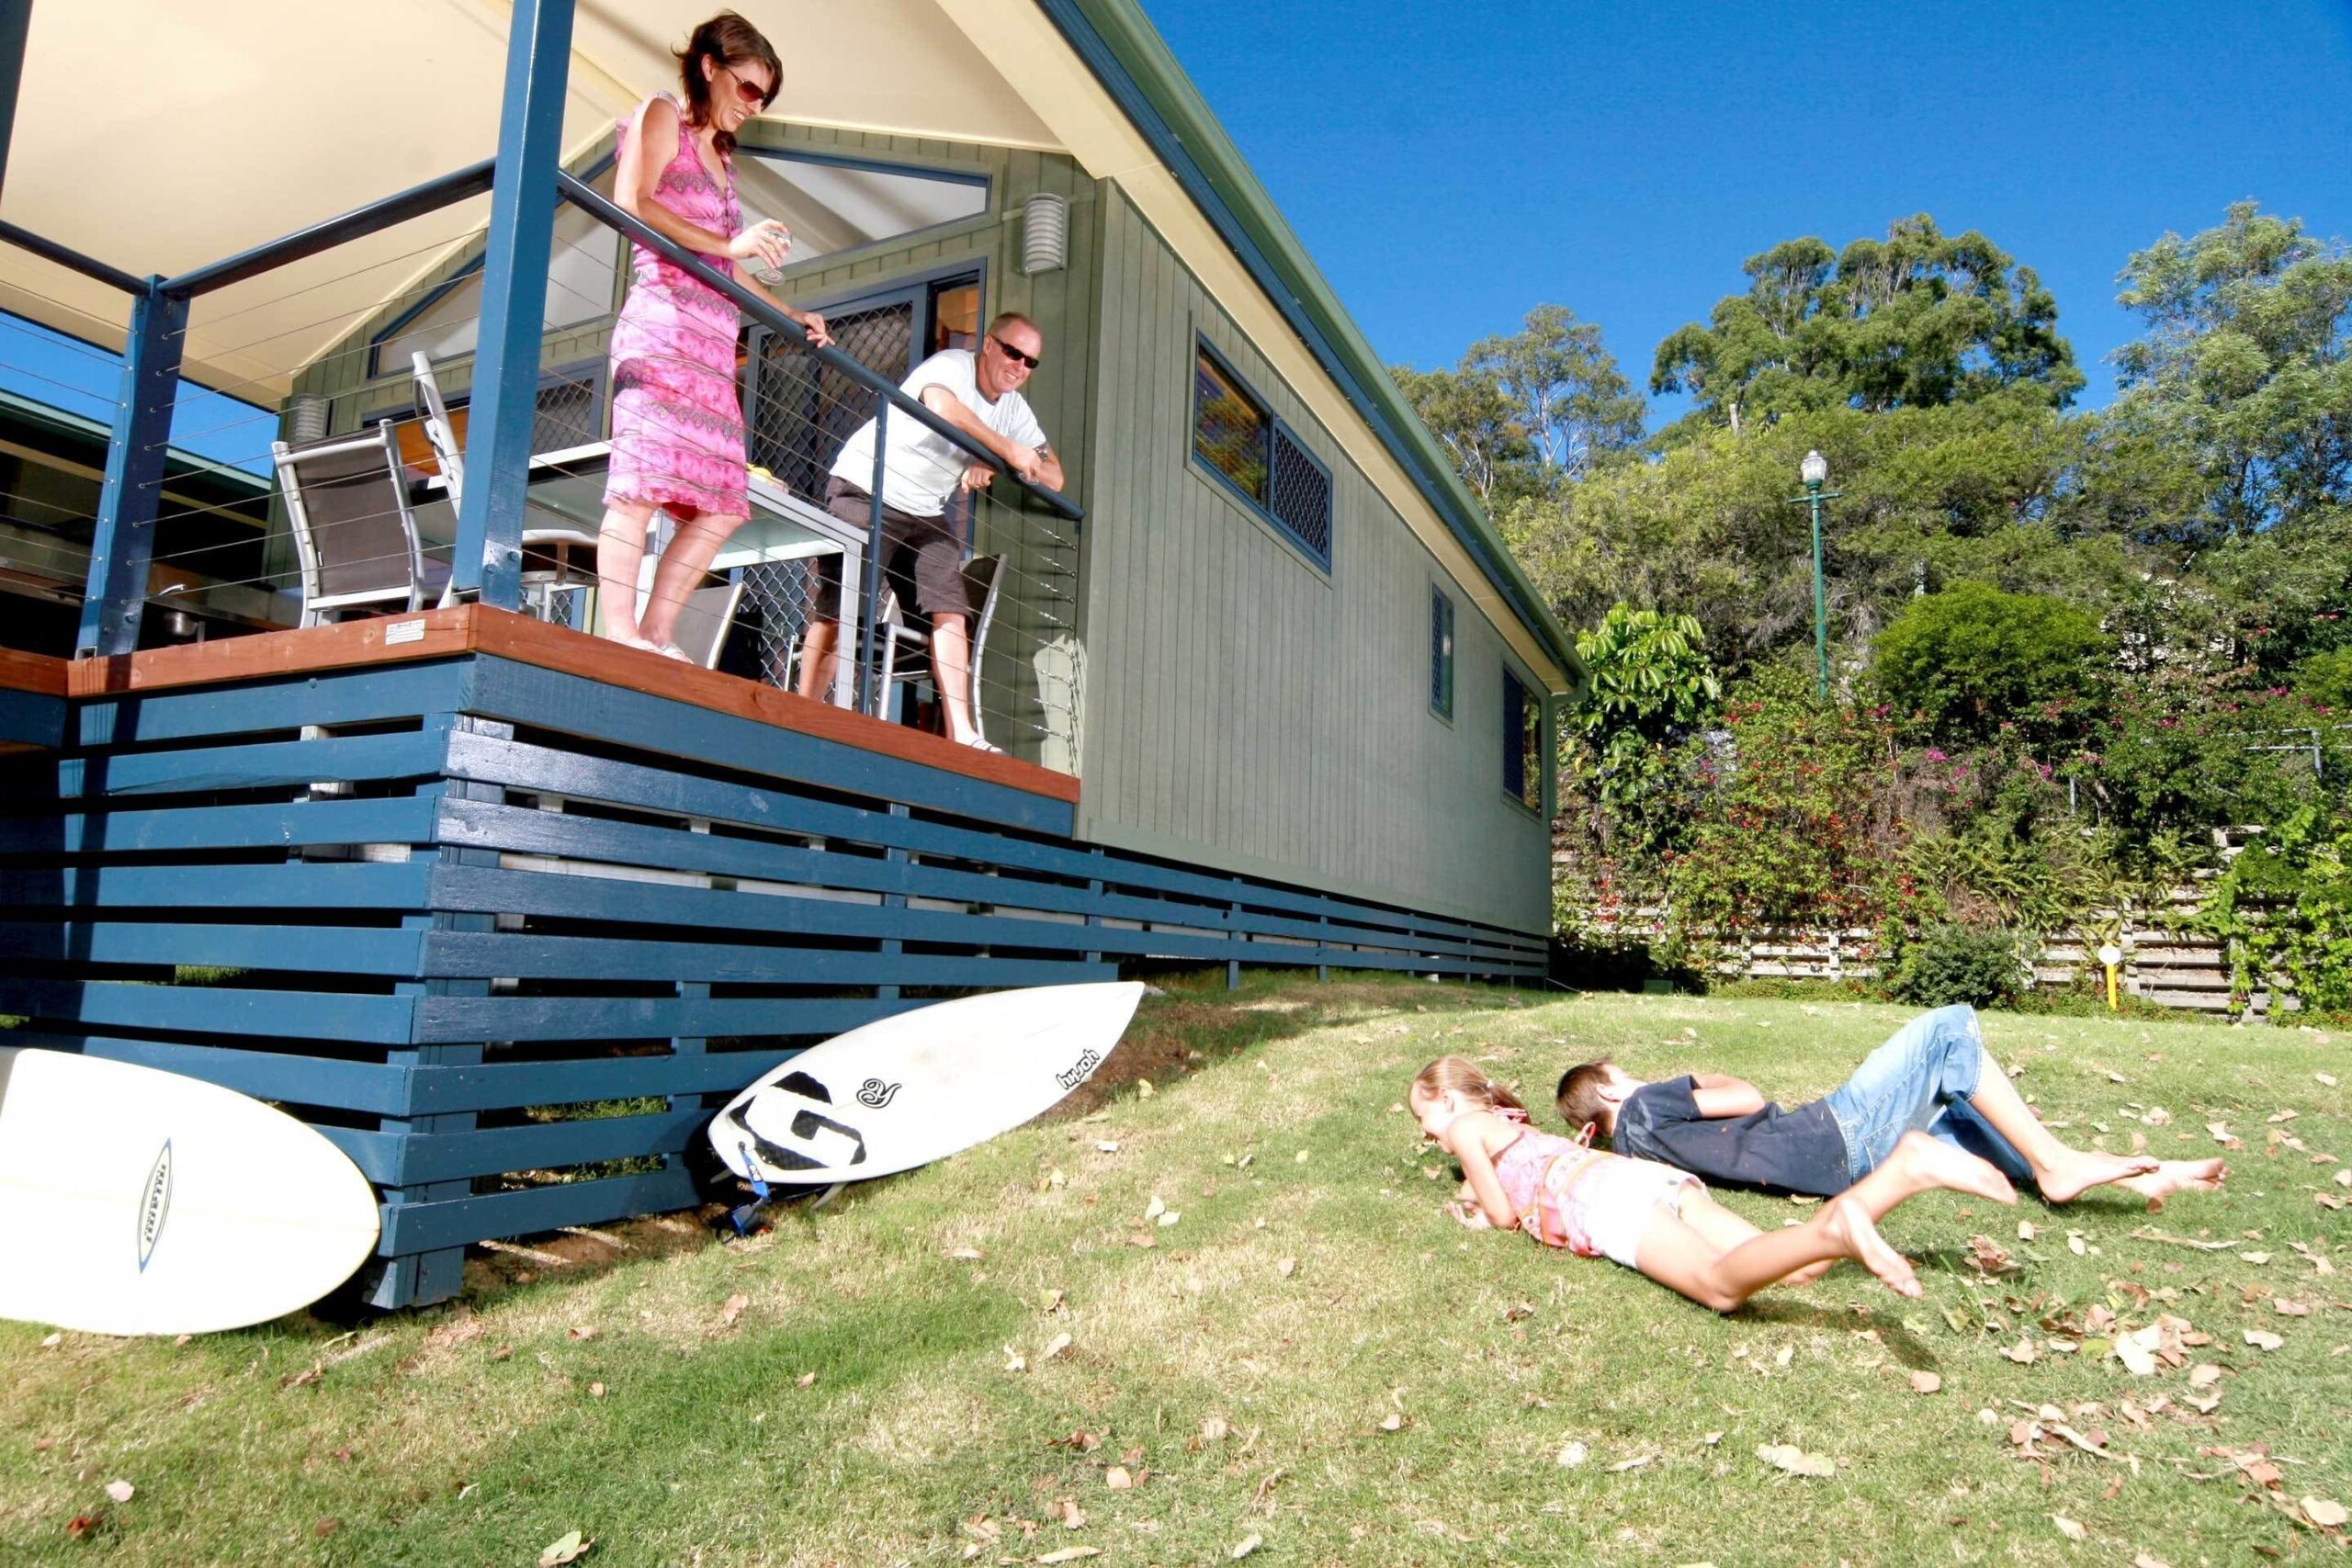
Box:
[413,444,865,705]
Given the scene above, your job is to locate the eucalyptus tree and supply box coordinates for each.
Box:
[1651,215,2082,441]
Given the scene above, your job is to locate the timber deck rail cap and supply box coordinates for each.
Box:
[0,646,71,697]
[62,606,1080,806]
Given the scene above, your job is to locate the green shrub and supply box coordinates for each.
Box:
[2295,646,2352,712]
[1891,922,2029,1010]
[1665,670,1908,936]
[1874,581,2109,739]
[2194,805,2352,1015]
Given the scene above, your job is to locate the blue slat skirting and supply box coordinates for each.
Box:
[1,651,1546,1307]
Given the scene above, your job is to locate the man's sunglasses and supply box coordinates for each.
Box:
[989,335,1040,369]
[718,63,775,108]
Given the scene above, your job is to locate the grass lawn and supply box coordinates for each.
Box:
[5,975,2348,1566]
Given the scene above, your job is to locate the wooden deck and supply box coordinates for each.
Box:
[64,604,1080,807]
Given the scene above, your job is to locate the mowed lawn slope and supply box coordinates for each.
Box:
[4,977,2347,1566]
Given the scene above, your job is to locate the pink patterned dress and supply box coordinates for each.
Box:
[603,94,750,522]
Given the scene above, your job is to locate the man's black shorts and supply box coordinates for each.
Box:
[810,479,973,619]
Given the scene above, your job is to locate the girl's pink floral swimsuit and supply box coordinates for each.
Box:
[1479,1108,1701,1269]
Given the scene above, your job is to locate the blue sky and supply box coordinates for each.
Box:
[1144,0,2352,424]
[6,2,2347,467]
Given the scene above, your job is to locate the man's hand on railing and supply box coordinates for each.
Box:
[1001,441,1046,484]
[957,462,997,494]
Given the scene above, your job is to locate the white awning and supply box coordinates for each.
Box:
[0,0,1058,400]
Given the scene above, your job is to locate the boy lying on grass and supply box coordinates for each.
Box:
[1554,1005,2226,1208]
[1409,1055,2016,1311]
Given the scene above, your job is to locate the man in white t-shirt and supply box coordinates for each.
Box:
[799,311,1066,750]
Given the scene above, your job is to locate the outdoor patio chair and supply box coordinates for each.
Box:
[271,420,447,626]
[876,554,1003,744]
[667,579,745,671]
[411,352,602,615]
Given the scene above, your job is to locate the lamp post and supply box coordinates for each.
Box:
[1789,449,1840,701]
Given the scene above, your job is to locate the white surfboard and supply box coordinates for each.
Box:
[0,1047,382,1337]
[708,982,1145,1187]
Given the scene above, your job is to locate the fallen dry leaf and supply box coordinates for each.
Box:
[567,1326,597,1342]
[1104,1466,1133,1491]
[1276,1258,1296,1279]
[2006,1337,2041,1365]
[1966,1235,2019,1276]
[1377,1413,1405,1433]
[1757,1443,1835,1477]
[945,1247,983,1262]
[64,1515,99,1540]
[1035,1549,1101,1564]
[1555,1440,1589,1468]
[2052,1514,2087,1542]
[537,1530,592,1567]
[795,1371,817,1388]
[587,1382,605,1399]
[1042,1333,1073,1361]
[718,1292,749,1326]
[2245,1328,2285,1352]
[2018,1220,2037,1241]
[2317,1073,2338,1088]
[103,1481,133,1504]
[2188,1363,2222,1389]
[1055,1497,1086,1529]
[1229,1534,1263,1561]
[2302,1496,2348,1529]
[1002,1346,1027,1373]
[1910,1371,1942,1395]
[1201,1416,1229,1443]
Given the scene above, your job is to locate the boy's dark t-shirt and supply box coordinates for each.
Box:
[1612,1077,1849,1197]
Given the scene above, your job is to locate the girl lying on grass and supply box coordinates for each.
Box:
[1408,1055,2017,1311]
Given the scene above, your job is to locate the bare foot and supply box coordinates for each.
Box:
[1820,1195,1921,1298]
[2114,1158,2227,1208]
[1885,1129,2019,1205]
[2035,1146,2163,1203]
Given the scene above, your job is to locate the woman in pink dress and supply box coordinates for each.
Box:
[597,12,832,657]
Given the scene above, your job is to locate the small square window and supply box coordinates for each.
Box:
[1502,668,1544,814]
[1191,340,1333,570]
[1430,587,1454,719]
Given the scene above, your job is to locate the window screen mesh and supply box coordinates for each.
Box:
[1268,425,1331,565]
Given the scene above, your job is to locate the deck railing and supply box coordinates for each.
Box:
[0,149,1085,768]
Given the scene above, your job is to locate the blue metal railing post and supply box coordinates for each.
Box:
[448,0,574,612]
[0,0,31,205]
[75,278,188,658]
[860,400,890,717]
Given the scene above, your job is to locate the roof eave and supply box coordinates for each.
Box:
[1035,0,1586,696]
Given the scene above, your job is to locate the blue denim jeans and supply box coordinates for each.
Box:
[1822,1006,2033,1184]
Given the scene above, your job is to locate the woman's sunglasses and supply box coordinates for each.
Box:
[989,335,1040,370]
[718,63,775,108]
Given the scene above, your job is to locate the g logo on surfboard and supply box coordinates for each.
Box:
[137,1140,173,1273]
[855,1078,900,1109]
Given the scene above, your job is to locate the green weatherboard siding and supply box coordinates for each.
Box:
[1076,187,1548,935]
